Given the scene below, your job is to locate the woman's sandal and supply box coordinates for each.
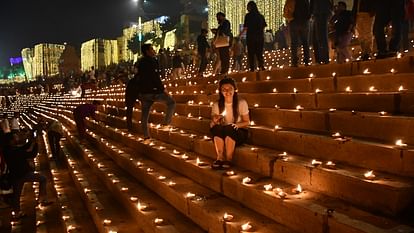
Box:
[211,160,223,169]
[222,161,232,169]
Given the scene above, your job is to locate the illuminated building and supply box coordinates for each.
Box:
[207,0,285,35]
[21,48,35,80]
[119,16,176,62]
[31,43,66,78]
[81,39,118,71]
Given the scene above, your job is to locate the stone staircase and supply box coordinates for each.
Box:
[7,55,414,232]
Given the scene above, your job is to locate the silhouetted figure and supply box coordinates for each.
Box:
[240,1,267,71]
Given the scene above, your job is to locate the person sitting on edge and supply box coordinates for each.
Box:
[73,100,100,138]
[210,78,250,169]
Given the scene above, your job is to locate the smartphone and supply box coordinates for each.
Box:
[33,131,37,138]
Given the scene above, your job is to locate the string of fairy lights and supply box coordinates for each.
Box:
[207,0,286,36]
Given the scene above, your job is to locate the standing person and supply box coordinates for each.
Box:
[264,30,274,51]
[333,2,354,63]
[125,67,141,132]
[352,0,376,60]
[137,44,176,140]
[310,0,333,65]
[3,131,51,219]
[284,0,311,67]
[197,29,210,75]
[374,0,405,58]
[275,24,288,49]
[215,12,232,75]
[240,1,267,71]
[231,37,244,71]
[210,78,250,169]
[73,100,100,138]
[172,51,185,80]
[47,119,64,159]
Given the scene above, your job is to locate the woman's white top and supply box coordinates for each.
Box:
[211,99,249,124]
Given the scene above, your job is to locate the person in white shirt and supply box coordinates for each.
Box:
[210,78,250,169]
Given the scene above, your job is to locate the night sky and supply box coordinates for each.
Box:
[0,0,190,67]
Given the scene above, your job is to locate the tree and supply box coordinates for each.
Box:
[143,32,162,47]
[127,34,141,54]
[159,16,179,48]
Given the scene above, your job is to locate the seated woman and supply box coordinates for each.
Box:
[210,77,250,169]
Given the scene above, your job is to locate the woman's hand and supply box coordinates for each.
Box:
[210,115,223,127]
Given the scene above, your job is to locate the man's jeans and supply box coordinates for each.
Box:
[289,20,310,66]
[139,93,176,138]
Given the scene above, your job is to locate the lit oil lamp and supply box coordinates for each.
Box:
[181,154,189,160]
[315,88,322,93]
[293,88,298,93]
[311,159,322,166]
[254,104,259,108]
[364,170,376,180]
[273,88,277,93]
[274,125,281,131]
[158,176,166,180]
[146,168,154,173]
[121,187,129,192]
[225,170,235,176]
[363,68,371,75]
[292,184,303,194]
[325,161,336,169]
[369,86,378,92]
[223,212,234,221]
[398,85,408,92]
[103,219,112,225]
[173,149,182,155]
[329,108,336,112]
[296,105,304,111]
[130,196,138,202]
[264,184,273,191]
[196,157,207,166]
[186,192,196,198]
[274,188,287,199]
[395,139,407,147]
[345,86,352,93]
[154,218,164,225]
[137,202,148,211]
[242,177,252,185]
[332,132,342,139]
[241,222,252,231]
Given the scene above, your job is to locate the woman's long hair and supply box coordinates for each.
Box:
[218,77,239,123]
[247,1,259,14]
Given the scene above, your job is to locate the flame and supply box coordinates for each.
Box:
[241,222,252,231]
[364,170,375,179]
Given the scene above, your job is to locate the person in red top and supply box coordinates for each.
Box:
[73,100,100,138]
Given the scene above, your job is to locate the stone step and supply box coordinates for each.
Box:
[50,111,299,233]
[88,111,414,216]
[63,132,205,233]
[60,142,143,233]
[165,73,414,95]
[75,116,414,233]
[101,100,414,146]
[34,103,414,178]
[98,90,414,114]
